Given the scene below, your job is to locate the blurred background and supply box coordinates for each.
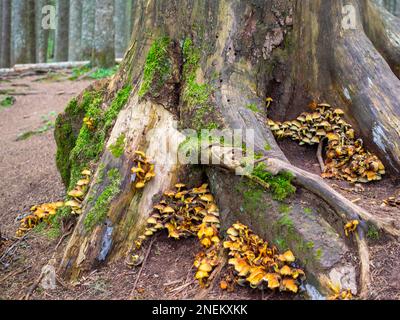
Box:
[0,0,135,69]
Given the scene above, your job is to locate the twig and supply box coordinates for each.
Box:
[24,273,44,300]
[0,266,30,283]
[317,138,326,173]
[53,229,73,253]
[0,232,30,263]
[129,236,156,299]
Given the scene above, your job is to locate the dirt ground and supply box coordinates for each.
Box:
[0,72,399,300]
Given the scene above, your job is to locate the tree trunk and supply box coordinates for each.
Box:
[290,0,400,174]
[11,0,36,65]
[56,0,400,298]
[0,0,11,68]
[92,0,115,67]
[114,0,128,59]
[55,0,69,62]
[81,0,95,60]
[35,0,50,63]
[68,0,83,61]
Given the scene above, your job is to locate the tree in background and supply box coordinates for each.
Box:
[0,0,11,68]
[11,0,36,64]
[68,0,82,61]
[81,0,95,60]
[114,0,129,59]
[55,0,69,62]
[93,0,115,67]
[35,0,50,63]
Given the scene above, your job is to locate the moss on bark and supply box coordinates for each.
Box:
[55,85,132,189]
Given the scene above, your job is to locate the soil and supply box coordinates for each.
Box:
[0,73,399,300]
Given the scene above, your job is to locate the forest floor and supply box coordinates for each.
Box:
[0,72,399,300]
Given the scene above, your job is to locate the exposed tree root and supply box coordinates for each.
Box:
[206,144,399,238]
[355,234,370,299]
[264,158,400,238]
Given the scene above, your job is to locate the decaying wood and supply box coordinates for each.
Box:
[362,1,400,78]
[55,0,400,299]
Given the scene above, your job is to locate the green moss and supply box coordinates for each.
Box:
[35,206,72,240]
[303,207,313,215]
[274,238,289,251]
[306,241,315,249]
[109,133,125,158]
[264,143,271,151]
[235,180,270,215]
[246,103,260,113]
[278,203,292,214]
[0,96,15,108]
[182,38,215,131]
[139,36,171,97]
[277,213,294,230]
[67,85,131,190]
[252,163,296,201]
[367,224,380,240]
[84,168,122,231]
[315,248,323,261]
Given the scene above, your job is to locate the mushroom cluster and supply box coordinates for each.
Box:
[83,116,95,130]
[16,201,64,237]
[65,169,91,214]
[223,222,305,294]
[327,282,353,300]
[131,151,155,189]
[344,220,359,237]
[128,182,222,286]
[267,103,385,183]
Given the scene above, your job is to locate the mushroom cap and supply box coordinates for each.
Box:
[134,150,146,158]
[175,183,186,189]
[131,167,145,174]
[81,169,91,176]
[200,194,214,202]
[65,199,81,208]
[135,181,146,189]
[77,178,90,186]
[68,189,84,198]
[162,206,175,214]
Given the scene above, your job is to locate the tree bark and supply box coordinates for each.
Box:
[56,0,400,297]
[290,0,400,174]
[362,0,400,78]
[81,0,95,60]
[114,0,129,59]
[93,0,115,67]
[11,0,36,65]
[68,0,83,61]
[0,0,11,68]
[55,0,69,62]
[35,0,50,63]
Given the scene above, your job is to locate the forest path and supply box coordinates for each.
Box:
[0,73,399,300]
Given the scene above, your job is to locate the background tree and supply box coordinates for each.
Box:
[68,0,82,61]
[92,0,115,67]
[11,0,36,64]
[0,0,12,67]
[35,0,50,63]
[81,0,95,60]
[114,0,129,59]
[55,0,69,62]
